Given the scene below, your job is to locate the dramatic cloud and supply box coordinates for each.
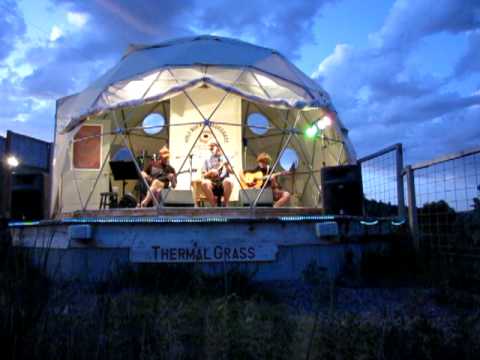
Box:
[20,0,198,101]
[192,0,338,57]
[66,11,89,28]
[49,25,63,42]
[0,0,26,61]
[315,0,480,163]
[371,0,480,50]
[455,30,480,77]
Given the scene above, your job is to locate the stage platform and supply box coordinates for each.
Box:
[63,207,331,220]
[9,208,407,283]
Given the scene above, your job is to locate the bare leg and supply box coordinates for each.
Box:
[201,179,217,206]
[222,178,233,207]
[141,179,164,207]
[273,189,290,208]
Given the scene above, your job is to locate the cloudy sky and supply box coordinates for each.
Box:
[0,0,479,164]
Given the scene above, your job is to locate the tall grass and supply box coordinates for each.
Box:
[1,224,480,359]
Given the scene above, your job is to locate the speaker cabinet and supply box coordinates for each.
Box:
[321,164,364,216]
[239,188,273,206]
[11,174,45,220]
[160,190,194,207]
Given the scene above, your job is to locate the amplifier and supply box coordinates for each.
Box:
[239,188,273,206]
[321,164,364,216]
[160,190,195,207]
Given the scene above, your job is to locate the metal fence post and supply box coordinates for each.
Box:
[405,165,419,250]
[396,143,406,218]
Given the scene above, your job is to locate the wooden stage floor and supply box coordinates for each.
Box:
[63,207,327,220]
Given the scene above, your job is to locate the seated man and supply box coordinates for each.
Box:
[139,146,176,207]
[240,152,290,208]
[201,142,234,207]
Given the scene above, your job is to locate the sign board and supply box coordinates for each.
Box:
[130,240,278,263]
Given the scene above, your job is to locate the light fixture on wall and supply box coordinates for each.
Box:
[6,155,20,168]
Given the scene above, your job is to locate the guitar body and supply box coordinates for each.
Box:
[240,170,292,189]
[240,171,264,189]
[203,159,232,185]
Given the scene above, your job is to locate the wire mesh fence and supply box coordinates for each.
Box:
[358,144,404,217]
[409,147,480,263]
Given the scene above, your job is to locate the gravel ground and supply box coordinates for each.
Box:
[269,280,479,324]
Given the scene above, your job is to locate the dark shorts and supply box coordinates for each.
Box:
[212,183,224,197]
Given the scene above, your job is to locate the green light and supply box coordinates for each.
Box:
[305,125,318,138]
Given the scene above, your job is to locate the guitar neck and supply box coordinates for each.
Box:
[262,171,288,180]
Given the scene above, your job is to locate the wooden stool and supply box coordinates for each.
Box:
[99,192,118,210]
[191,180,207,207]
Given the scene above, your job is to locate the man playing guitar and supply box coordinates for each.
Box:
[201,142,234,207]
[240,152,290,208]
[139,146,177,207]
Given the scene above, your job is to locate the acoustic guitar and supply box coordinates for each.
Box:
[240,170,291,189]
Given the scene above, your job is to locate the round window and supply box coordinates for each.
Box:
[247,112,269,135]
[279,148,299,170]
[142,113,165,135]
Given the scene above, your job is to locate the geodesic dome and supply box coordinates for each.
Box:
[51,35,356,216]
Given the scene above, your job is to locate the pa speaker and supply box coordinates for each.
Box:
[239,188,273,207]
[321,164,364,216]
[161,190,195,207]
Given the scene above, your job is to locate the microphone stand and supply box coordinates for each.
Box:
[188,154,194,184]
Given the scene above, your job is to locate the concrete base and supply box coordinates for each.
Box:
[10,215,402,283]
[22,243,389,283]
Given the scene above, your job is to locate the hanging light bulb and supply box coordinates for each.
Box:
[316,115,332,130]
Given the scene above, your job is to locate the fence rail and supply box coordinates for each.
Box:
[360,143,480,273]
[358,143,405,218]
[405,146,480,264]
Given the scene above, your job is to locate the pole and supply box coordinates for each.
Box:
[396,143,406,218]
[405,165,419,251]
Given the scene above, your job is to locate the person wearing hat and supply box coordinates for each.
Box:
[241,152,290,208]
[140,145,177,207]
[201,141,234,207]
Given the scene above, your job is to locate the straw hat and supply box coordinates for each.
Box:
[159,146,170,159]
[208,141,219,150]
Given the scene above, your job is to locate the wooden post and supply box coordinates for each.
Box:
[396,143,406,218]
[405,165,419,251]
[4,131,12,219]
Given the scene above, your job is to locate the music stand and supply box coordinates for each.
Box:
[109,161,140,196]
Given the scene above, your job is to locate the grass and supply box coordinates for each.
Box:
[1,223,480,359]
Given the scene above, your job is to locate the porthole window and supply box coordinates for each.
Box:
[279,148,299,170]
[142,113,165,135]
[247,112,269,135]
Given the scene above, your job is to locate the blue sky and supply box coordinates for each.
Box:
[0,0,479,165]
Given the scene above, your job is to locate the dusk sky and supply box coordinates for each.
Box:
[0,0,479,165]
